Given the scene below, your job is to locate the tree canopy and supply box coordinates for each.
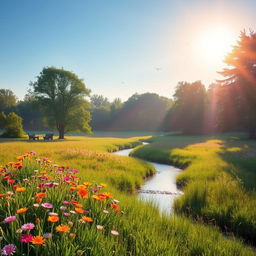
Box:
[218,30,256,138]
[0,89,17,112]
[31,67,91,139]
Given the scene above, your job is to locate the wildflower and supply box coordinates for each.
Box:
[103,210,109,214]
[16,187,26,192]
[77,189,88,199]
[4,216,16,223]
[43,233,52,239]
[56,225,70,233]
[17,208,28,214]
[68,221,73,227]
[62,201,70,205]
[100,183,107,188]
[96,225,104,230]
[69,233,76,238]
[42,203,53,209]
[32,236,44,245]
[8,179,15,184]
[111,230,119,236]
[1,244,16,255]
[64,212,71,217]
[21,223,35,231]
[17,156,23,161]
[111,204,120,213]
[35,218,40,224]
[6,191,14,196]
[47,216,59,223]
[79,216,93,223]
[35,192,45,198]
[20,234,33,243]
[33,203,40,208]
[16,229,22,234]
[60,206,67,210]
[70,210,76,214]
[48,212,58,216]
[75,208,84,214]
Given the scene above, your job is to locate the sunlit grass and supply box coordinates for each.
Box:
[0,136,254,255]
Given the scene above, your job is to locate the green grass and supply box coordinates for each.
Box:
[131,134,256,245]
[0,136,255,255]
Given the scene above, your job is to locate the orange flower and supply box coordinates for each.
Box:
[75,207,84,214]
[36,192,45,198]
[17,208,28,214]
[77,185,85,190]
[56,225,70,233]
[102,192,112,198]
[83,182,93,187]
[16,187,26,192]
[77,189,88,199]
[69,233,76,238]
[80,216,93,223]
[70,186,76,191]
[0,193,5,198]
[17,156,23,161]
[40,170,46,174]
[47,216,59,223]
[100,183,107,187]
[32,236,44,245]
[92,195,100,200]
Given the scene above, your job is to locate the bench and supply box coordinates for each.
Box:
[43,133,54,141]
[28,134,39,140]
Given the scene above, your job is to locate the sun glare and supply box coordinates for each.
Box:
[198,27,236,65]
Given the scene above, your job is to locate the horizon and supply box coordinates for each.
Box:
[0,0,255,101]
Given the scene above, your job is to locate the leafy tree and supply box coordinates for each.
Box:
[218,30,256,138]
[0,112,25,138]
[0,89,17,112]
[31,67,91,139]
[90,94,110,109]
[166,81,207,134]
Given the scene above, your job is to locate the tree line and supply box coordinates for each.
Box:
[0,30,255,139]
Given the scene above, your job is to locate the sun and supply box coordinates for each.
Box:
[198,26,236,65]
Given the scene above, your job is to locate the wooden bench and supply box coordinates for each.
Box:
[43,133,54,141]
[28,134,39,140]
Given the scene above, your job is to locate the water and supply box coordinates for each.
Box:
[114,144,182,214]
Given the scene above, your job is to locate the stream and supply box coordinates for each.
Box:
[114,144,182,214]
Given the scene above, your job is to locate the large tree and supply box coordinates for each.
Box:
[31,67,91,139]
[218,30,256,138]
[166,81,207,134]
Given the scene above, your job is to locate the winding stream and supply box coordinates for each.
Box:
[114,144,182,214]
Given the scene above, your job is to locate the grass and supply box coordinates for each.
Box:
[131,133,256,245]
[0,135,255,255]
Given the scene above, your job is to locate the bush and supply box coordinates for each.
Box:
[0,112,25,138]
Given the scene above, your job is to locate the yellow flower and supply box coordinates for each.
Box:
[80,216,93,223]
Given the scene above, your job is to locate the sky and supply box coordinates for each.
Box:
[0,0,255,101]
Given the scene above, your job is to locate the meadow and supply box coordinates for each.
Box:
[0,135,255,255]
[131,133,256,245]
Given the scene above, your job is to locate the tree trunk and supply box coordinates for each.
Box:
[58,126,65,139]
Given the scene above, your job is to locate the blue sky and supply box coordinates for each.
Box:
[0,0,255,101]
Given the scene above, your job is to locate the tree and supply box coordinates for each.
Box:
[166,81,207,134]
[218,30,256,138]
[0,112,25,138]
[31,67,91,139]
[90,94,110,109]
[0,89,17,112]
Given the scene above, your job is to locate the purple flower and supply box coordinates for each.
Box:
[44,182,54,187]
[42,203,53,209]
[20,234,33,243]
[21,223,35,231]
[60,206,67,211]
[4,216,16,223]
[1,244,16,255]
[92,188,98,193]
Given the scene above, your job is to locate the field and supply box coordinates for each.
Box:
[131,133,256,245]
[0,135,255,255]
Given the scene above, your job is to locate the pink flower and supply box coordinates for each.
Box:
[63,177,70,182]
[20,234,33,243]
[62,201,70,205]
[1,244,16,255]
[64,212,71,217]
[21,223,35,231]
[48,212,58,216]
[111,230,119,236]
[42,203,53,209]
[4,216,16,223]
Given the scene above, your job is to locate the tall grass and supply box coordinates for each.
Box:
[0,136,255,255]
[131,135,256,245]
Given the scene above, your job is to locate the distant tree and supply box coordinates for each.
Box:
[0,89,17,112]
[218,30,256,138]
[90,94,110,109]
[167,81,207,134]
[31,67,91,139]
[0,112,25,138]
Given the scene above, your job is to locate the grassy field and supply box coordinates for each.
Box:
[0,135,255,255]
[131,133,256,245]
